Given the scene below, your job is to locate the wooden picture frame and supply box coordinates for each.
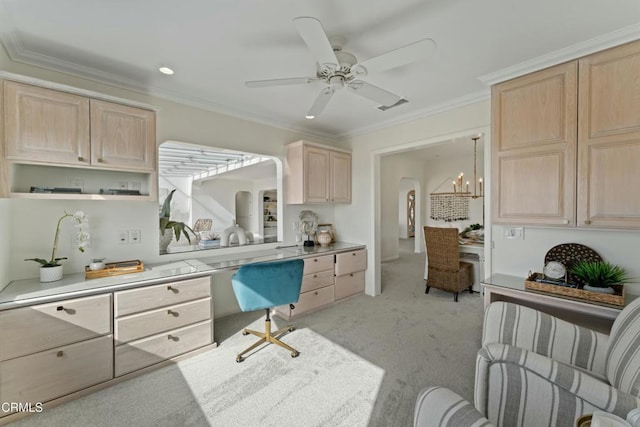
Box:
[316,223,335,243]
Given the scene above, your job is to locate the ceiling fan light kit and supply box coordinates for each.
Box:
[245,16,436,119]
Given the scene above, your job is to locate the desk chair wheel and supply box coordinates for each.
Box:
[291,351,299,358]
[288,326,295,332]
[236,355,244,363]
[242,330,249,336]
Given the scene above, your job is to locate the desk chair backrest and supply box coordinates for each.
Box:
[423,226,461,271]
[232,258,304,312]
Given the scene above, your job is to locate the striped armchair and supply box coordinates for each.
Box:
[415,298,640,427]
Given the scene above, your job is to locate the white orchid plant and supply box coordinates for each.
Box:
[25,211,90,267]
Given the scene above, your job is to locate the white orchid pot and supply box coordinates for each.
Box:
[40,265,63,283]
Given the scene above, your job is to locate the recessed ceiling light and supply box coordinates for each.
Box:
[159,66,174,75]
[305,114,315,119]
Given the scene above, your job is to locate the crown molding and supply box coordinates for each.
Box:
[336,89,490,140]
[479,23,640,86]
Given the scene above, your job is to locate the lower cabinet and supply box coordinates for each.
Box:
[275,249,367,319]
[0,275,214,421]
[113,276,213,377]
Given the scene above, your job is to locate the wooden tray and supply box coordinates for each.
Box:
[85,260,144,279]
[525,273,625,307]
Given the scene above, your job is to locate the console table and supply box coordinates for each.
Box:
[482,273,631,333]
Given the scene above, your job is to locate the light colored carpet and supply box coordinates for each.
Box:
[12,239,484,427]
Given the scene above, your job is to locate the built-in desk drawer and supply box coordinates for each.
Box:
[0,334,113,408]
[115,320,212,377]
[301,269,334,293]
[294,285,334,315]
[303,254,334,275]
[335,271,365,300]
[115,276,210,316]
[115,297,212,345]
[335,250,367,276]
[0,294,112,361]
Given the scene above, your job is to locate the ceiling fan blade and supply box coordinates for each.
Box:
[347,80,402,107]
[353,38,436,76]
[245,77,317,88]
[293,17,339,68]
[307,87,335,118]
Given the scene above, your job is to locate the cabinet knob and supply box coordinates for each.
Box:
[313,274,317,278]
[350,273,354,277]
[56,351,64,357]
[584,220,592,225]
[167,309,179,317]
[57,306,64,311]
[167,286,179,293]
[352,253,356,256]
[77,156,84,162]
[167,334,179,341]
[314,291,318,295]
[314,259,318,262]
[97,158,104,163]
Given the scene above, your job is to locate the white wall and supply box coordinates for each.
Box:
[493,225,640,296]
[380,153,425,261]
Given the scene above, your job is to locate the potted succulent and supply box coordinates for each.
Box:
[569,260,631,294]
[25,211,90,282]
[159,189,196,252]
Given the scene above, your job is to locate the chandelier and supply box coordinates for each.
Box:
[452,136,484,199]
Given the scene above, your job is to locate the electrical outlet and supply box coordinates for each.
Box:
[504,227,524,240]
[118,230,129,245]
[129,229,141,244]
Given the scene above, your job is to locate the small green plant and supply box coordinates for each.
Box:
[160,189,195,243]
[569,260,630,288]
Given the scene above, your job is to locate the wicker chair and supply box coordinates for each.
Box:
[423,226,474,302]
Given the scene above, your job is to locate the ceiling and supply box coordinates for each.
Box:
[1,1,639,140]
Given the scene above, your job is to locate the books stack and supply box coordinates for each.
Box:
[198,239,220,249]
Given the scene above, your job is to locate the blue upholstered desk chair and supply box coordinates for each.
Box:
[231,258,304,363]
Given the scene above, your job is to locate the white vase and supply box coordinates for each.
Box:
[40,265,63,283]
[317,231,332,247]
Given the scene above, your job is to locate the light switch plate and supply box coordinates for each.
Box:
[504,227,524,240]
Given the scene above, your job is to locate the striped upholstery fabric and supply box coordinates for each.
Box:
[475,344,640,426]
[415,386,492,427]
[483,302,609,375]
[607,297,640,398]
[628,408,640,426]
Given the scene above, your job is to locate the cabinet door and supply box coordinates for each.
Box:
[577,40,640,229]
[4,81,90,166]
[90,100,156,171]
[492,61,577,225]
[329,151,351,203]
[303,145,330,203]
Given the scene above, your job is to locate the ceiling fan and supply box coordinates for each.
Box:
[245,17,436,119]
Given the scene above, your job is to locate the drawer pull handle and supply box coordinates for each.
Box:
[352,253,356,256]
[350,273,354,277]
[167,286,179,293]
[584,220,591,225]
[97,158,104,163]
[167,310,179,317]
[314,259,318,262]
[313,274,317,278]
[168,335,179,342]
[57,306,64,311]
[56,351,64,357]
[314,291,318,295]
[56,306,75,314]
[77,156,84,162]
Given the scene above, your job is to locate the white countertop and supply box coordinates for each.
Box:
[0,242,365,310]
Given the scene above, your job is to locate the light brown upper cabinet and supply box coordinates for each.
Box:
[492,40,640,229]
[577,41,640,229]
[4,81,155,172]
[285,140,351,204]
